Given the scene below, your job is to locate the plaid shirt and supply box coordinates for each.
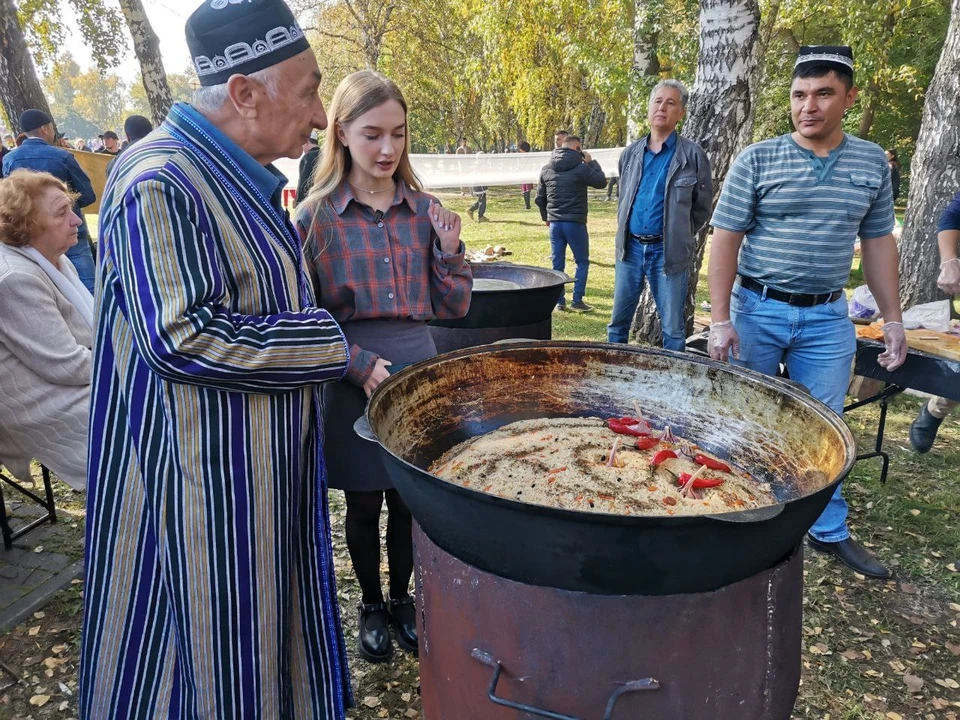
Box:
[296,181,472,383]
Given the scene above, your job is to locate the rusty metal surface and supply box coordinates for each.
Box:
[415,525,803,720]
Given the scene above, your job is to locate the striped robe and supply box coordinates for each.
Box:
[79,104,353,719]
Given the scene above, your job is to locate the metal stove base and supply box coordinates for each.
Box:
[415,524,803,720]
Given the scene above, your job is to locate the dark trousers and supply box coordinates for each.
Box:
[469,192,487,217]
[523,190,531,209]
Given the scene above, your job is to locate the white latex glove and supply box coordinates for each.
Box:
[937,258,960,296]
[878,321,907,371]
[708,321,740,362]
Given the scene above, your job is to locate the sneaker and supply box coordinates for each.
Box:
[570,301,593,312]
[555,302,566,311]
[467,209,475,221]
[478,216,490,223]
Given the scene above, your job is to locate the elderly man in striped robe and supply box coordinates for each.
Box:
[79,1,354,717]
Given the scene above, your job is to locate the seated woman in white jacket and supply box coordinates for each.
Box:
[0,170,93,491]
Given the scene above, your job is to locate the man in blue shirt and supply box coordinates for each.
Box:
[909,191,960,452]
[2,109,98,293]
[607,80,712,349]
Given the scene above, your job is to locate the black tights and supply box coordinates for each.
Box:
[344,489,413,605]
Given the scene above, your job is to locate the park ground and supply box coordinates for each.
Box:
[0,190,958,719]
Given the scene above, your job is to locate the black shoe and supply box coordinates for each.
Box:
[909,403,943,453]
[357,601,392,662]
[388,596,418,655]
[570,300,593,312]
[806,535,891,579]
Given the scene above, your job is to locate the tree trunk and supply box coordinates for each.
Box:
[857,80,879,139]
[0,0,53,129]
[630,0,760,345]
[627,1,661,144]
[897,0,960,309]
[118,0,173,126]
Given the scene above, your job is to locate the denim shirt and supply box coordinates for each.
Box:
[2,138,97,243]
[629,131,678,235]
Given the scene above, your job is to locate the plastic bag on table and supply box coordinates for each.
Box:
[849,285,880,319]
[901,299,951,332]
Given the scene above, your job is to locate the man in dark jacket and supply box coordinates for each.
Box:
[2,109,98,292]
[295,130,320,205]
[536,135,606,311]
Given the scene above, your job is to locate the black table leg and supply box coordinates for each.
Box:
[0,465,58,550]
[844,384,906,484]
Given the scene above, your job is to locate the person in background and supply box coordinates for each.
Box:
[468,150,489,222]
[455,138,468,195]
[15,133,27,147]
[79,0,355,716]
[536,135,607,312]
[0,143,8,178]
[886,149,902,204]
[74,138,91,152]
[0,170,93,492]
[708,45,905,580]
[909,190,960,452]
[2,134,14,149]
[106,115,154,176]
[607,79,712,350]
[296,129,321,205]
[95,130,121,155]
[554,129,570,149]
[2,109,98,294]
[519,140,533,210]
[605,175,619,202]
[297,70,471,664]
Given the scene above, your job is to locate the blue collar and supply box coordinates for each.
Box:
[646,131,677,152]
[177,103,287,208]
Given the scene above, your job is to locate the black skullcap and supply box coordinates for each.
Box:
[186,0,310,87]
[794,45,854,80]
[124,115,154,142]
[19,109,52,133]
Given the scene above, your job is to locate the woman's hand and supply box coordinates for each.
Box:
[363,358,393,398]
[428,200,462,255]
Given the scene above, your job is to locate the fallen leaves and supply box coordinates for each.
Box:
[934,677,959,689]
[28,694,50,707]
[902,673,924,692]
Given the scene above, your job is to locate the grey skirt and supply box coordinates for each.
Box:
[323,319,437,491]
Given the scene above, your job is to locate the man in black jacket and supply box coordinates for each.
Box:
[536,135,607,311]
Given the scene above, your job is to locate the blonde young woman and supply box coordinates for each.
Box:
[296,71,472,663]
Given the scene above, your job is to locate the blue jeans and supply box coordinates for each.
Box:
[66,230,97,294]
[607,240,687,350]
[550,222,589,304]
[730,282,855,542]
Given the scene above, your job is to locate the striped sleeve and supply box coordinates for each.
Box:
[108,175,349,393]
[711,149,758,233]
[859,154,896,240]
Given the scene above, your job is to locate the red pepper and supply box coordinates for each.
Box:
[694,454,732,473]
[634,436,661,451]
[607,418,652,437]
[650,449,678,467]
[677,472,726,489]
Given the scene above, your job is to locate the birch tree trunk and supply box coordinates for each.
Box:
[897,0,960,309]
[626,2,661,144]
[631,0,760,345]
[0,0,52,128]
[118,0,173,126]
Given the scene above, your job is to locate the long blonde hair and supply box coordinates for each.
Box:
[308,70,422,203]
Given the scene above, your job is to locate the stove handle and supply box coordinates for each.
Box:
[471,648,660,720]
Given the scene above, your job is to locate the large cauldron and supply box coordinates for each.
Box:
[357,342,855,595]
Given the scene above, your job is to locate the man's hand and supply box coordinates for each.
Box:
[877,321,906,371]
[708,321,740,362]
[545,221,550,227]
[582,151,593,163]
[363,358,393,398]
[937,258,960,295]
[428,200,461,255]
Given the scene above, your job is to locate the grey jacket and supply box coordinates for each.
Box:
[615,134,712,275]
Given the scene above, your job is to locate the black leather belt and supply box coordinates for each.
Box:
[738,275,843,307]
[630,233,662,244]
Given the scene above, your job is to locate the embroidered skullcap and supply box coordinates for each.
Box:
[186,0,311,87]
[794,45,854,80]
